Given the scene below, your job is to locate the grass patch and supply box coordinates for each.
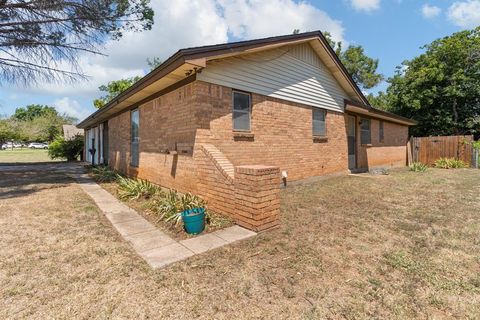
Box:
[1,166,479,318]
[0,148,59,163]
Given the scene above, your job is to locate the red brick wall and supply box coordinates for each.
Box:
[194,146,236,218]
[108,111,130,173]
[108,82,199,193]
[356,117,408,169]
[105,79,408,230]
[194,81,350,180]
[108,79,409,183]
[234,165,281,232]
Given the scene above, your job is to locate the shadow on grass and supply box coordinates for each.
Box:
[0,162,85,200]
[0,161,66,166]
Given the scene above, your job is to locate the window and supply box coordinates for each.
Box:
[312,108,327,136]
[360,118,371,145]
[131,109,139,167]
[379,121,384,143]
[232,91,251,131]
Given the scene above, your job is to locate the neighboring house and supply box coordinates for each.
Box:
[62,124,84,140]
[78,31,416,231]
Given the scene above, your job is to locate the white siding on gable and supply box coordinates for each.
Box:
[197,43,350,113]
[287,42,324,69]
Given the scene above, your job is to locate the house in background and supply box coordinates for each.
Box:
[62,124,84,140]
[78,31,416,231]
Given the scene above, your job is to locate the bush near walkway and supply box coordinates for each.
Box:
[48,134,83,161]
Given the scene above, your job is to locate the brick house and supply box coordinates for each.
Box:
[78,31,416,231]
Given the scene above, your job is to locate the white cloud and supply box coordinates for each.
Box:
[422,4,441,19]
[12,0,346,107]
[218,0,345,43]
[3,0,350,122]
[350,0,381,12]
[53,97,92,120]
[448,0,480,28]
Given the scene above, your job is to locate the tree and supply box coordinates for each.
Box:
[93,57,161,108]
[365,92,390,110]
[0,118,17,144]
[93,76,141,108]
[0,0,154,85]
[381,27,480,136]
[7,104,76,142]
[323,32,383,90]
[12,104,57,121]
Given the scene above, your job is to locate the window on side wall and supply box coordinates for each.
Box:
[312,108,327,136]
[360,118,371,145]
[232,91,251,131]
[131,109,139,167]
[379,120,384,143]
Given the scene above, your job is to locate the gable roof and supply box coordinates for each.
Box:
[78,31,372,128]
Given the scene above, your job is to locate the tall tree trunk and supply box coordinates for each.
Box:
[452,98,459,135]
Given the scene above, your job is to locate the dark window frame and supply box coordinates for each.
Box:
[130,109,140,167]
[232,90,251,132]
[312,108,327,137]
[379,120,384,143]
[360,118,371,145]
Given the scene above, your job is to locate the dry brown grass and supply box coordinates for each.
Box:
[0,167,479,319]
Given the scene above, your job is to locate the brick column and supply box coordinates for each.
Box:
[234,165,281,232]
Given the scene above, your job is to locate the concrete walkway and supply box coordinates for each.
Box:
[70,171,256,269]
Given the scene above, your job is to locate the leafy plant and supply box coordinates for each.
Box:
[156,190,182,224]
[179,192,207,211]
[48,134,84,161]
[117,175,159,200]
[91,165,118,183]
[156,190,208,226]
[434,158,467,169]
[409,162,428,172]
[472,140,480,151]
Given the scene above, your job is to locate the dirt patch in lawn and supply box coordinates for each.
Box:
[1,166,479,319]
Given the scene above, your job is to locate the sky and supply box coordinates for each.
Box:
[0,0,479,122]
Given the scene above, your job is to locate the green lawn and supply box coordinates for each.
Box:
[0,148,58,163]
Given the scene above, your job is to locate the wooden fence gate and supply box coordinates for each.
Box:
[409,135,474,166]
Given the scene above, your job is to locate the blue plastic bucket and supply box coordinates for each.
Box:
[181,208,205,235]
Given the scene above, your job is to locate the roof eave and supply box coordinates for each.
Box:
[345,99,417,126]
[78,31,372,128]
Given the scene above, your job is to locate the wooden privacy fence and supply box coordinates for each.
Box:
[408,135,474,166]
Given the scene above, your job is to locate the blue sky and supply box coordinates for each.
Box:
[0,0,478,121]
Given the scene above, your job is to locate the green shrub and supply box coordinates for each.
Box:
[156,190,208,225]
[91,165,118,183]
[434,158,467,169]
[48,134,84,161]
[409,162,428,172]
[117,175,159,200]
[156,190,182,224]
